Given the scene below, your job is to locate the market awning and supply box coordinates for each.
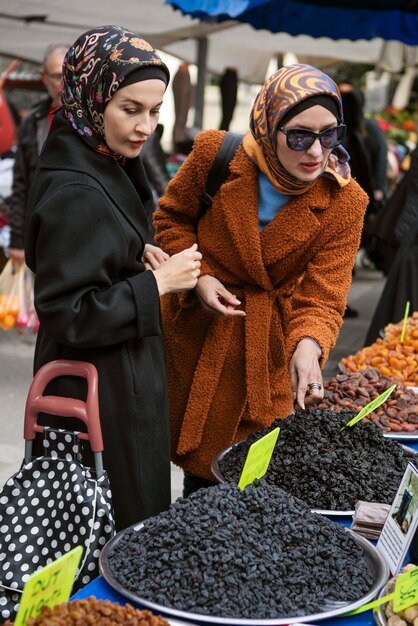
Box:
[167,0,418,45]
[1,0,417,83]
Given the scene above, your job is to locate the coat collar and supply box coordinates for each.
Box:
[217,146,335,287]
[39,110,153,239]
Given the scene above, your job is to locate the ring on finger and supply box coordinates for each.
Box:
[307,382,322,390]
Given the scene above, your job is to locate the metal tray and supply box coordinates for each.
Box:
[337,363,418,396]
[382,386,418,440]
[211,442,416,518]
[383,432,418,441]
[373,577,395,626]
[327,363,418,440]
[100,524,389,626]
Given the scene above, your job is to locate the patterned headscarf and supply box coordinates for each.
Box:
[243,64,351,194]
[61,25,170,157]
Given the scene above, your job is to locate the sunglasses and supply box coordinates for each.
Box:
[279,124,346,151]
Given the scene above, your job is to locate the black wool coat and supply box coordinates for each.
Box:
[25,110,171,531]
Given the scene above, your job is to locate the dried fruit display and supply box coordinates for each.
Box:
[318,369,418,433]
[4,597,169,626]
[108,481,373,620]
[217,409,417,510]
[384,312,418,342]
[376,564,418,626]
[341,312,418,387]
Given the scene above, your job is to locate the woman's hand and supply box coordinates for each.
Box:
[195,275,246,317]
[142,243,169,270]
[289,338,323,410]
[150,243,202,295]
[7,248,25,265]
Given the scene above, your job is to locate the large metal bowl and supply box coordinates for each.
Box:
[373,577,395,626]
[100,523,390,626]
[211,441,416,518]
[211,441,355,517]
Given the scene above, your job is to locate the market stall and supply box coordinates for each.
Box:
[70,314,418,626]
[3,314,418,626]
[68,435,418,626]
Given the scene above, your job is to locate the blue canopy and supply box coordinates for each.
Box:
[166,0,418,45]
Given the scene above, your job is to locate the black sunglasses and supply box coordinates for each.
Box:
[279,124,346,151]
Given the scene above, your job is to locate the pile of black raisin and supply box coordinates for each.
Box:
[218,408,417,510]
[108,481,373,619]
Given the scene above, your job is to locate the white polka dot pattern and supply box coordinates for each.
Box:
[0,429,115,622]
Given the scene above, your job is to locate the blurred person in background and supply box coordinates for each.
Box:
[339,83,389,272]
[362,103,389,207]
[340,89,376,225]
[172,62,193,155]
[339,83,388,206]
[339,88,374,319]
[219,66,238,131]
[140,122,171,202]
[6,43,68,264]
[365,144,418,344]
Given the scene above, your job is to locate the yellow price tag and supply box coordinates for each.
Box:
[393,565,418,613]
[14,546,83,626]
[238,427,280,490]
[400,301,411,344]
[341,384,396,430]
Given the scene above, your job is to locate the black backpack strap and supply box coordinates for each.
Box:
[198,131,244,220]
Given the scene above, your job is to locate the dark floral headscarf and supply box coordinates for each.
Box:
[242,64,351,194]
[61,25,170,157]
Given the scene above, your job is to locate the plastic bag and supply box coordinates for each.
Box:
[16,264,39,334]
[0,259,21,330]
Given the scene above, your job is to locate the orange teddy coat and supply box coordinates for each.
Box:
[154,130,368,480]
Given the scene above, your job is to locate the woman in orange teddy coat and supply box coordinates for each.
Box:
[152,64,368,496]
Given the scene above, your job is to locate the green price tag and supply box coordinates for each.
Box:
[238,427,280,490]
[340,384,396,431]
[14,546,83,626]
[400,300,411,344]
[393,566,418,613]
[343,591,395,616]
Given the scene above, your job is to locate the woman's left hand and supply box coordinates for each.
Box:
[142,244,170,270]
[289,338,324,411]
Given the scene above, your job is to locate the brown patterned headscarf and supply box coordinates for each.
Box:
[61,25,170,157]
[243,63,351,194]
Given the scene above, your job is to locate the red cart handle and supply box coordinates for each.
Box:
[24,360,103,452]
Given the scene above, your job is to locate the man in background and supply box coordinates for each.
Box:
[219,67,238,131]
[172,62,193,155]
[7,43,68,263]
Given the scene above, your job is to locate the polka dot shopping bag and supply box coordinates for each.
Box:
[0,360,115,622]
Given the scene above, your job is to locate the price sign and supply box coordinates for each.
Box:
[349,567,418,616]
[14,546,83,626]
[400,301,411,344]
[345,568,418,618]
[393,566,418,612]
[341,384,396,430]
[238,427,280,490]
[344,591,395,616]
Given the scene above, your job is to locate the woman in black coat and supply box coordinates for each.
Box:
[24,25,202,531]
[365,146,418,344]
